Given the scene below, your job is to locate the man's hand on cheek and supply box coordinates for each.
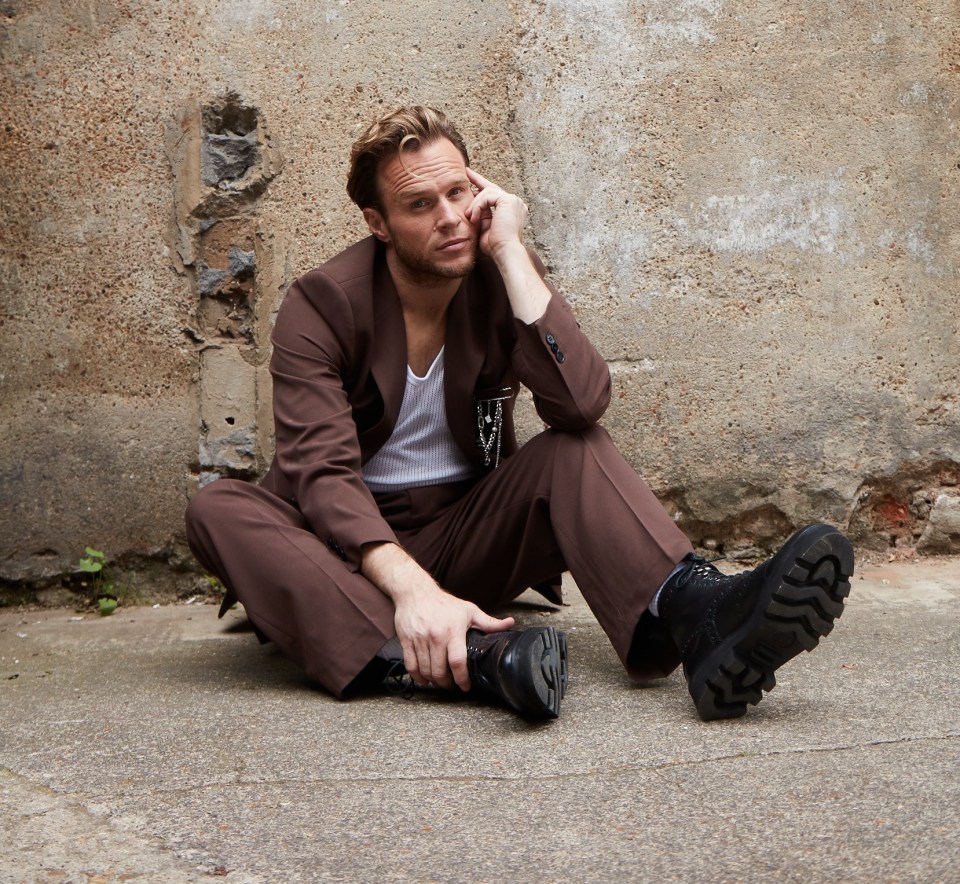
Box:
[465,167,529,258]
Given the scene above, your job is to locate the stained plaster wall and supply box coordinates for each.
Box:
[1,0,957,595]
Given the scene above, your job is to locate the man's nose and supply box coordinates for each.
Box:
[435,198,461,227]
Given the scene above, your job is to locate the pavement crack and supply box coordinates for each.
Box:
[649,731,960,791]
[73,732,958,797]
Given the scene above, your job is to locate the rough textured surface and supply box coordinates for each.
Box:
[1,1,958,590]
[919,493,960,553]
[0,559,958,881]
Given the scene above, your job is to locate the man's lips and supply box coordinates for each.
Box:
[438,237,471,253]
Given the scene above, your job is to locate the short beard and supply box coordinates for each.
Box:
[391,236,477,285]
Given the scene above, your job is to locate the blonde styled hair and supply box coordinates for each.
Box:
[347,105,470,211]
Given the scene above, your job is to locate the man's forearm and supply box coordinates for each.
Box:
[360,541,441,605]
[359,540,516,691]
[489,241,551,325]
[465,167,551,324]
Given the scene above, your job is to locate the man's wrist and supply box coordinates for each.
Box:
[491,242,551,324]
[361,541,441,604]
[488,238,529,270]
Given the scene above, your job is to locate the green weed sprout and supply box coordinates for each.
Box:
[78,547,117,616]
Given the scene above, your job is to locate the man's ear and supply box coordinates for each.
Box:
[362,207,390,243]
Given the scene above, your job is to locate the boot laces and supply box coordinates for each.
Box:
[383,660,415,700]
[673,555,729,589]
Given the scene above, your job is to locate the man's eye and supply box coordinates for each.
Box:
[411,199,427,209]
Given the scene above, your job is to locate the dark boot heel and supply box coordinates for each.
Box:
[468,626,568,719]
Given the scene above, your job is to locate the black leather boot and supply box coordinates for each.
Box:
[366,627,568,719]
[659,524,854,721]
[465,626,568,719]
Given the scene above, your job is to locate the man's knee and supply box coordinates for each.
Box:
[185,478,247,540]
[523,424,615,463]
[526,423,609,449]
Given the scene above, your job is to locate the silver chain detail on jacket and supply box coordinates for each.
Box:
[476,387,512,469]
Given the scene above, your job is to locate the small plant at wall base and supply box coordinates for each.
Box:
[204,573,235,609]
[78,547,118,616]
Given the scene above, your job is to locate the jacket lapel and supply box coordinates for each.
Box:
[444,277,486,464]
[366,258,407,455]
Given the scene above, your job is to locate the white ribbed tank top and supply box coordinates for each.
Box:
[362,347,478,493]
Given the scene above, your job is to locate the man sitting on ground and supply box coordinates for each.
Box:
[186,105,854,721]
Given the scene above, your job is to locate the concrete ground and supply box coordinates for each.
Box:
[1,556,958,884]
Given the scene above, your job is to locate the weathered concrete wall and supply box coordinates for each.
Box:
[1,0,957,594]
[509,1,960,556]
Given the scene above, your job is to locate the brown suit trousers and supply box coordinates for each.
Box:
[185,425,693,697]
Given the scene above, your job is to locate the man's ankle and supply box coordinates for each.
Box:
[647,555,697,618]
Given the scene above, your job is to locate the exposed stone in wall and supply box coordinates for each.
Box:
[201,101,260,187]
[849,461,960,554]
[919,495,960,554]
[198,348,258,481]
[165,92,284,489]
[663,498,798,562]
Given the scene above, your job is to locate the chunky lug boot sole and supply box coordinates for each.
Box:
[494,626,568,719]
[687,525,854,721]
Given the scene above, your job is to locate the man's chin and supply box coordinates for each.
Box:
[397,252,476,282]
[388,231,479,284]
[435,255,477,279]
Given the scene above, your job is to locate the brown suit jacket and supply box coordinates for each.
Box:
[260,236,612,574]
